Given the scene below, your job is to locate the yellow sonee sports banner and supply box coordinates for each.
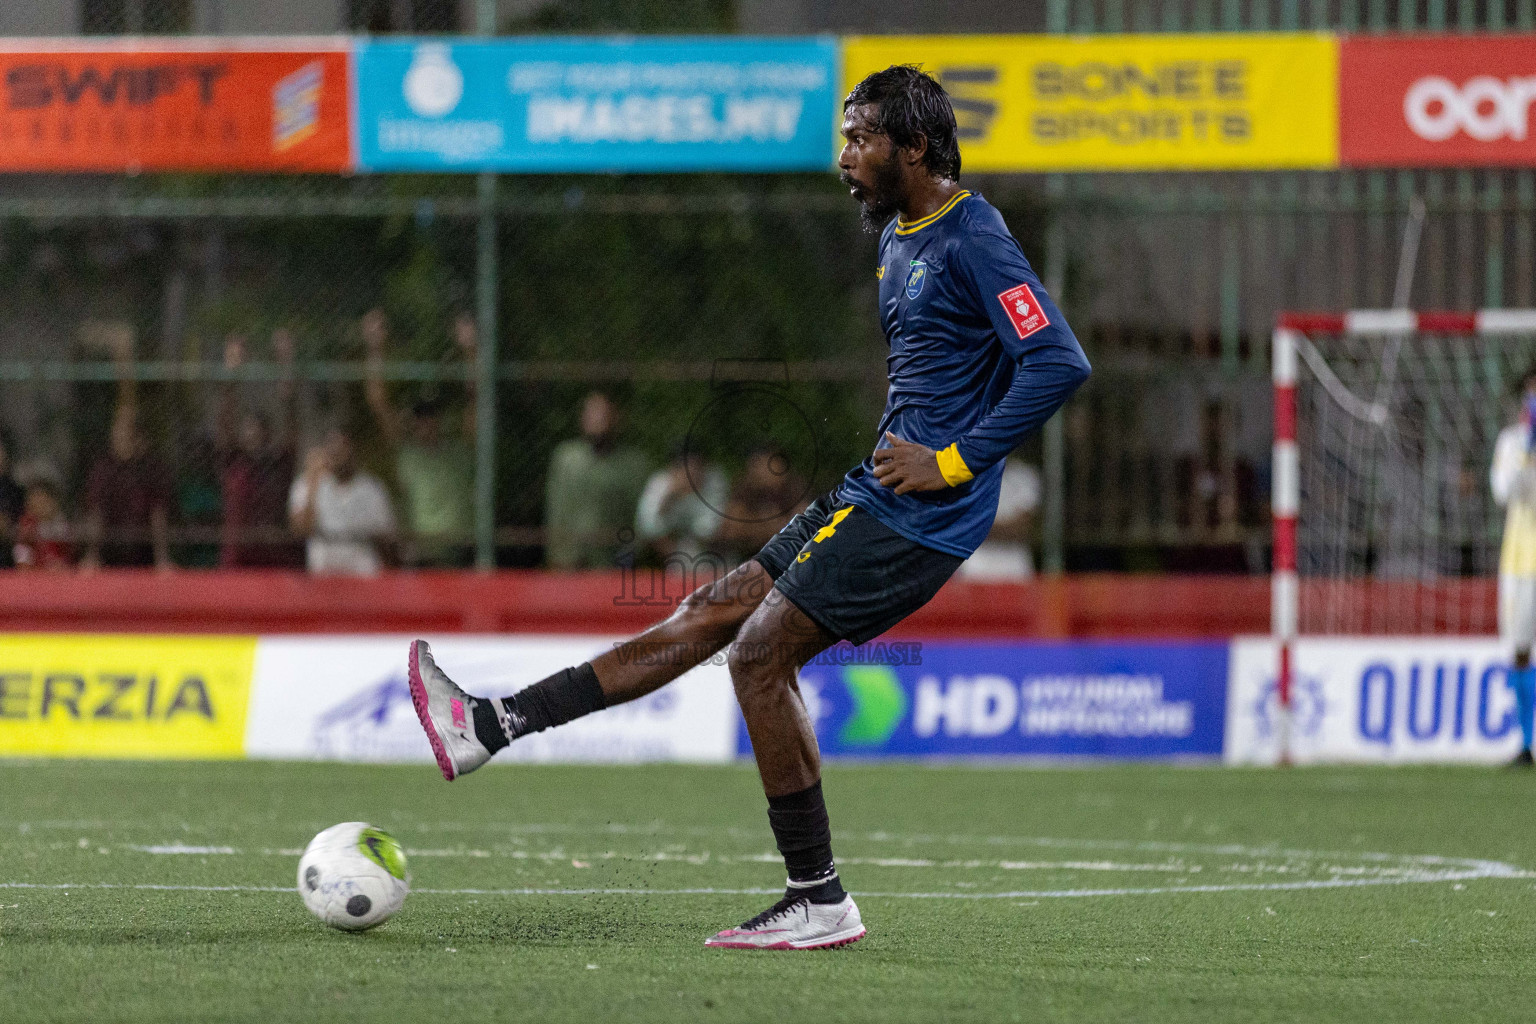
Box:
[842,33,1339,171]
[0,635,256,758]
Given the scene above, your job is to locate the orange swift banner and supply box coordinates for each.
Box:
[0,44,351,172]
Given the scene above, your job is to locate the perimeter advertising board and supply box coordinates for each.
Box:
[245,635,737,764]
[0,43,351,172]
[741,641,1229,760]
[1340,34,1536,167]
[0,634,255,758]
[353,37,839,171]
[1226,637,1523,764]
[841,33,1338,171]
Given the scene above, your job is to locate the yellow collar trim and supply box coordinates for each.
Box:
[894,191,971,236]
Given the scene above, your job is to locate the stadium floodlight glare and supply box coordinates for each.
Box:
[1271,309,1536,763]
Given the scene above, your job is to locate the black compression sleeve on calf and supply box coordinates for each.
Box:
[499,662,607,738]
[766,781,843,901]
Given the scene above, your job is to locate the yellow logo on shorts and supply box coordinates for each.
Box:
[798,507,854,562]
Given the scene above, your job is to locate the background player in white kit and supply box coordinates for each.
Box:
[1490,370,1536,766]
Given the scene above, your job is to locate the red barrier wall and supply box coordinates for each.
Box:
[0,571,1269,638]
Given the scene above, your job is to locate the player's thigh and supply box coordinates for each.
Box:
[1500,575,1536,650]
[773,503,963,647]
[730,586,838,677]
[678,556,775,630]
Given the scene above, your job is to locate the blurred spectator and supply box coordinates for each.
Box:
[82,330,172,570]
[14,478,73,571]
[0,431,23,569]
[363,309,477,568]
[635,443,727,561]
[289,423,397,576]
[218,331,303,568]
[959,458,1041,580]
[545,391,649,569]
[714,444,809,561]
[175,433,222,568]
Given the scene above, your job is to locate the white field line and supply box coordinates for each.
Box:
[36,822,1530,873]
[2,865,1533,900]
[238,821,1536,876]
[120,845,1203,874]
[110,841,1517,880]
[32,834,1532,898]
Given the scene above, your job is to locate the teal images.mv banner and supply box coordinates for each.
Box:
[354,37,840,172]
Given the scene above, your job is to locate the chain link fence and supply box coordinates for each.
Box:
[0,174,895,574]
[2,0,1534,575]
[5,170,1529,575]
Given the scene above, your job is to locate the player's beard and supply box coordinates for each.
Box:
[841,157,904,234]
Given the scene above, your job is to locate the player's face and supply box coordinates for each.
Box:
[839,104,904,233]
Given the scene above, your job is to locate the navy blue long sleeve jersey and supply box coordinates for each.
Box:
[838,190,1091,558]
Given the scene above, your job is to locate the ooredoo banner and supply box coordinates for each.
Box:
[1340,34,1536,167]
[1226,637,1523,764]
[841,33,1339,171]
[0,43,352,172]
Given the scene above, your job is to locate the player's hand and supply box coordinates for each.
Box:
[872,432,949,494]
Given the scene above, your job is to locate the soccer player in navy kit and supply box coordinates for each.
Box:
[407,65,1091,949]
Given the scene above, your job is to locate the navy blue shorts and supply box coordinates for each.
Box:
[753,491,964,646]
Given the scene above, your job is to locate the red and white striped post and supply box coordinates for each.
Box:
[1271,322,1301,766]
[1270,310,1536,765]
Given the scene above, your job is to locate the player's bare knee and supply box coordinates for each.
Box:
[677,561,770,629]
[727,617,789,701]
[1517,648,1532,670]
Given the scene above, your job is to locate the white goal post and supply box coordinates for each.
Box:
[1272,309,1536,764]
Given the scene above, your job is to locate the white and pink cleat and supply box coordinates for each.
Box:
[704,893,866,950]
[407,640,494,782]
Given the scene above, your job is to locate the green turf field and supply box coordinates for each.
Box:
[2,760,1534,1023]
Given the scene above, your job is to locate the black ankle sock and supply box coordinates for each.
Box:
[485,663,606,749]
[470,697,511,754]
[766,781,845,904]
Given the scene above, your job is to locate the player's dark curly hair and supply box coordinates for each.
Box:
[844,64,961,181]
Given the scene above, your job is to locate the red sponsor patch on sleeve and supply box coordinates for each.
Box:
[996,282,1050,340]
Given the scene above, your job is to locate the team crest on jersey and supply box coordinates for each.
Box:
[905,260,928,299]
[997,282,1050,340]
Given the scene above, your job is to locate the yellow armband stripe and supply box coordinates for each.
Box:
[935,443,974,486]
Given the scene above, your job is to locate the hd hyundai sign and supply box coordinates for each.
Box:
[740,641,1231,760]
[353,37,839,172]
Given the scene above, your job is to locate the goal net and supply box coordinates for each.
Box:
[1265,310,1536,762]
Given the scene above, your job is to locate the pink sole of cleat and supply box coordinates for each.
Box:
[704,928,866,951]
[407,640,457,782]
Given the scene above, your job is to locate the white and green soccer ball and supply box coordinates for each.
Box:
[297,822,410,931]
